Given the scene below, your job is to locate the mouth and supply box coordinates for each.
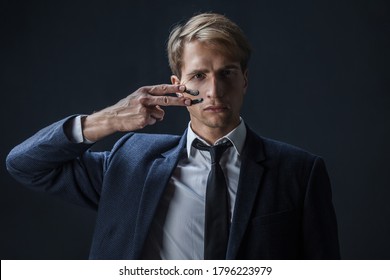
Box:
[204,104,229,113]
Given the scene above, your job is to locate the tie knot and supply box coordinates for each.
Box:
[192,139,232,164]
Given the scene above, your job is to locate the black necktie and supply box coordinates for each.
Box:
[192,139,232,259]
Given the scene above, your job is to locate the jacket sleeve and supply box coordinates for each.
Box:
[303,156,341,259]
[6,116,108,210]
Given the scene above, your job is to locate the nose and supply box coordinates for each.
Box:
[205,76,222,99]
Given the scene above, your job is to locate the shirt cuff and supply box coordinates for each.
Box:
[70,115,95,144]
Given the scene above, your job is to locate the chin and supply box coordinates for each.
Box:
[204,119,234,129]
[191,113,238,130]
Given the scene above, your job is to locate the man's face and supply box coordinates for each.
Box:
[171,40,248,139]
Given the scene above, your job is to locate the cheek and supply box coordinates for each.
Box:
[186,81,207,96]
[187,103,202,116]
[231,91,245,110]
[186,105,195,115]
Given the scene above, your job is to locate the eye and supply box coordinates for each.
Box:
[218,69,235,79]
[222,69,232,76]
[193,72,205,80]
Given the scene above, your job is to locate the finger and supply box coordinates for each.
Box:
[183,88,199,96]
[142,95,192,107]
[145,115,158,126]
[141,84,186,96]
[150,105,165,121]
[190,98,204,105]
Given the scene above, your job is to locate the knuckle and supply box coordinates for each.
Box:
[139,86,148,93]
[161,96,169,105]
[146,84,169,94]
[137,95,149,105]
[138,105,148,115]
[148,86,157,94]
[160,85,168,92]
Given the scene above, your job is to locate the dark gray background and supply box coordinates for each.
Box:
[1,0,389,259]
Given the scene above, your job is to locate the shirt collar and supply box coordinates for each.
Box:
[186,118,247,157]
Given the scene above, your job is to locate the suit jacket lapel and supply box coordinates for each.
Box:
[227,127,266,259]
[131,132,187,258]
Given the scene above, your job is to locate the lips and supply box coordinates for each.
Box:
[204,104,229,112]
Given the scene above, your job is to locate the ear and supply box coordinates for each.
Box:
[171,75,181,85]
[171,75,184,97]
[243,69,249,93]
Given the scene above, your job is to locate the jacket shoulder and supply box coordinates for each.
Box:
[115,132,181,146]
[109,132,182,157]
[260,136,318,160]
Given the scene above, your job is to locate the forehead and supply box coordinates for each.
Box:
[181,40,239,71]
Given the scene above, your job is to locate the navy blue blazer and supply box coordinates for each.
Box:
[6,117,340,259]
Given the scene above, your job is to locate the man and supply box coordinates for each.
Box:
[6,13,340,259]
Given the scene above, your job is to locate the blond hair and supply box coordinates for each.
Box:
[167,13,251,78]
